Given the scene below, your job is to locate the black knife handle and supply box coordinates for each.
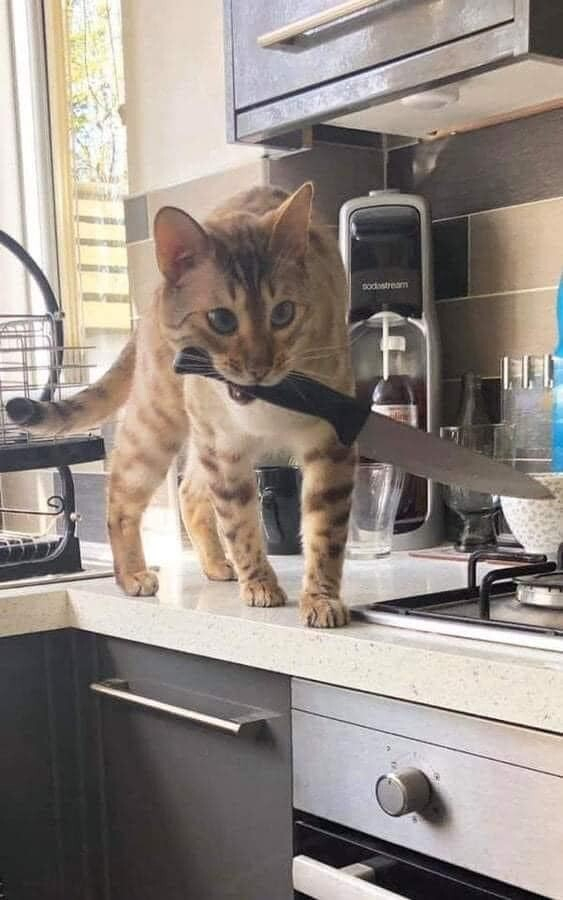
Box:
[249,378,369,446]
[173,347,369,446]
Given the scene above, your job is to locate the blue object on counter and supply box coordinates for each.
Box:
[552,274,563,471]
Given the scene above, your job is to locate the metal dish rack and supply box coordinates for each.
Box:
[0,231,105,581]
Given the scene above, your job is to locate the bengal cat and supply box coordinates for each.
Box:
[9,184,356,627]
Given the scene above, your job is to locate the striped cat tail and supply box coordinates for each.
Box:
[6,336,136,436]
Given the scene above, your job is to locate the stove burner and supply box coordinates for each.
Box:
[515,572,563,609]
[352,542,563,650]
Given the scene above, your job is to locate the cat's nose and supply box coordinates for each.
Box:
[247,363,270,383]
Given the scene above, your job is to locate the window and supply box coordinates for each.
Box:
[46,0,181,561]
[43,0,133,553]
[45,0,132,377]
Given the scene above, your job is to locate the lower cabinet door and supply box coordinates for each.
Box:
[0,631,83,900]
[85,636,293,900]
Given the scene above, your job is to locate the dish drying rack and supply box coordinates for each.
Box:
[0,230,105,581]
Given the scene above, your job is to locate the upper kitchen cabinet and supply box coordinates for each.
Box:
[224,0,563,145]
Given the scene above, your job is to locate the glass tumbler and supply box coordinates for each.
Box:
[346,463,404,560]
[440,424,514,551]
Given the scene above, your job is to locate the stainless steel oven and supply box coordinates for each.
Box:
[292,679,563,900]
[293,815,543,899]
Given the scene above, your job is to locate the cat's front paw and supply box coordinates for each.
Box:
[241,578,287,608]
[118,569,159,597]
[204,560,237,582]
[300,594,350,628]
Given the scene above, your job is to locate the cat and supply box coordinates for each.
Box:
[9,183,356,627]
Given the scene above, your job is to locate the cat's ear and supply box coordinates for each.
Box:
[269,182,313,260]
[153,206,209,284]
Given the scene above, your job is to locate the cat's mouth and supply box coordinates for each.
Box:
[227,382,256,405]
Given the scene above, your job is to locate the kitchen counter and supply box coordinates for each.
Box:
[1,552,562,733]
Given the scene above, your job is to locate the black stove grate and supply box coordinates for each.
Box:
[354,545,563,638]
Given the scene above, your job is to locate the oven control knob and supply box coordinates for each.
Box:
[375,768,431,817]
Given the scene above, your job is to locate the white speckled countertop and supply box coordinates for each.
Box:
[2,552,563,733]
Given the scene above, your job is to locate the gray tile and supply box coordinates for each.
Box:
[470,198,563,296]
[437,288,557,379]
[124,194,149,244]
[388,108,563,218]
[433,217,468,301]
[147,160,268,225]
[267,142,384,225]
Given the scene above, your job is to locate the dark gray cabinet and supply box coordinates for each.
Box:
[231,0,512,110]
[80,635,293,900]
[0,631,292,900]
[0,631,86,900]
[224,0,563,145]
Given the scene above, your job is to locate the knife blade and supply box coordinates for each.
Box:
[174,347,551,501]
[356,413,551,499]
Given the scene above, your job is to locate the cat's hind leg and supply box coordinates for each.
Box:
[179,451,236,582]
[107,402,187,596]
[193,437,286,607]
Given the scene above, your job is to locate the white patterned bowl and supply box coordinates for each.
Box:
[501,473,563,557]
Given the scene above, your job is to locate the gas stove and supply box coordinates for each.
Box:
[353,546,563,653]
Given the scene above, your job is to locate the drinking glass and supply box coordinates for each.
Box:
[346,463,405,559]
[440,424,513,551]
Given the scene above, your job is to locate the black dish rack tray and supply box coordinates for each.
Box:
[0,230,105,581]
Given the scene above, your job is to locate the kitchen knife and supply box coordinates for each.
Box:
[174,347,551,500]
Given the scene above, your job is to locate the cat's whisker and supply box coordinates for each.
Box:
[290,370,325,382]
[288,356,340,366]
[289,363,341,379]
[286,354,331,364]
[285,355,350,366]
[284,350,346,365]
[349,327,369,347]
[289,344,350,358]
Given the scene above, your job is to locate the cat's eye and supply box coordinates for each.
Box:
[207,308,238,335]
[271,300,295,329]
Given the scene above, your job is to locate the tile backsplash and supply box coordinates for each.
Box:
[469,198,563,296]
[388,108,563,219]
[389,109,563,424]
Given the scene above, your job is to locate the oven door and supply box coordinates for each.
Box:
[293,816,543,900]
[294,855,411,899]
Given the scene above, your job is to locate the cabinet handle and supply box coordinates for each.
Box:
[293,855,408,899]
[257,0,387,49]
[90,679,275,736]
